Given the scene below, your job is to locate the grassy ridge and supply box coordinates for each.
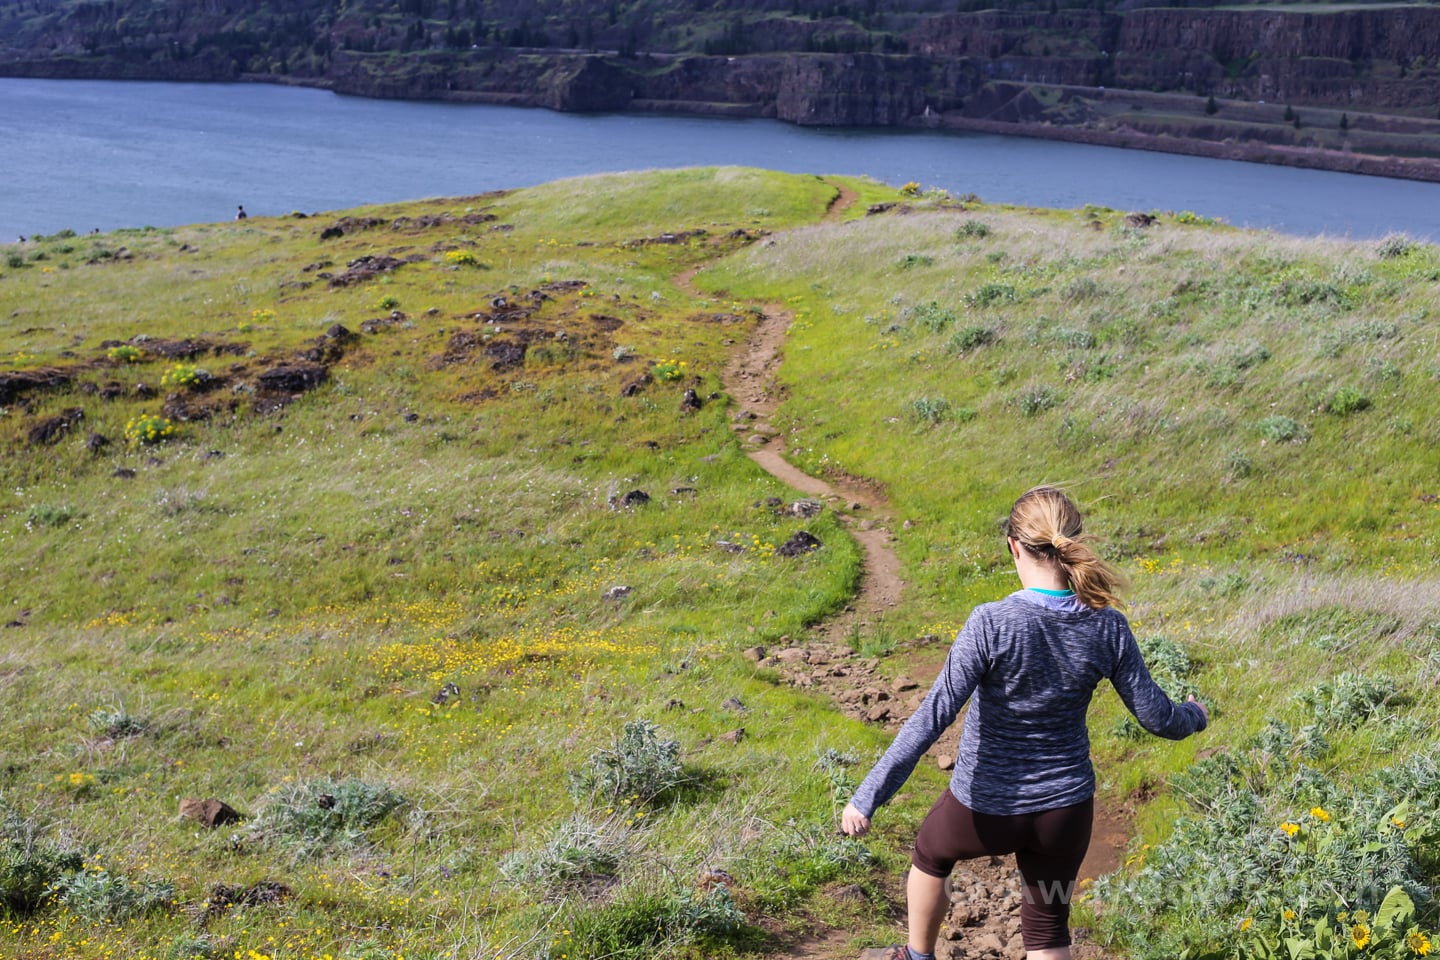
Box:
[3,171,1440,959]
[0,169,910,960]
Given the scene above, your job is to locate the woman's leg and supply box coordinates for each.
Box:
[1014,799,1093,956]
[909,790,1026,956]
[907,866,950,955]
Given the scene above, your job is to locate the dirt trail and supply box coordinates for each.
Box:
[679,180,1116,960]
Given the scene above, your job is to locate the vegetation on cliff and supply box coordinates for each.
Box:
[1,169,1439,958]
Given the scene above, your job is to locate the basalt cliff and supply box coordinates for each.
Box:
[5,0,1440,180]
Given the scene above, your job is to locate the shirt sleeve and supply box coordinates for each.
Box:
[1110,622,1208,740]
[848,608,991,817]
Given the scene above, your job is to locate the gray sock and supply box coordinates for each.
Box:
[905,949,936,960]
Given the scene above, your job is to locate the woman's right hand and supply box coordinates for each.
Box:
[1187,695,1210,723]
[841,802,871,837]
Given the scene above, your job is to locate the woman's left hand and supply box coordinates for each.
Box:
[841,802,871,837]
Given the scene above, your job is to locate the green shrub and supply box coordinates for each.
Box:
[1376,233,1417,259]
[1014,383,1059,416]
[956,220,991,239]
[26,504,74,529]
[124,415,176,446]
[910,396,952,425]
[376,294,401,311]
[1050,327,1096,350]
[897,253,934,270]
[1094,742,1440,960]
[160,363,211,389]
[1224,449,1254,480]
[0,806,84,915]
[1294,672,1397,729]
[558,885,748,959]
[912,301,957,332]
[966,282,1018,307]
[499,815,625,891]
[253,777,406,849]
[1257,415,1304,442]
[443,249,484,267]
[107,345,142,363]
[651,358,687,382]
[1324,385,1370,416]
[88,707,148,739]
[567,720,691,807]
[5,254,25,269]
[52,869,175,921]
[946,325,995,353]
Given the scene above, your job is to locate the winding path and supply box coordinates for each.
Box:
[679,180,1119,960]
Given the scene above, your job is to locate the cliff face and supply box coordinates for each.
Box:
[6,2,1440,179]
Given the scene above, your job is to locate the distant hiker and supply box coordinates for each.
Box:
[236,205,248,221]
[17,235,24,243]
[843,486,1209,960]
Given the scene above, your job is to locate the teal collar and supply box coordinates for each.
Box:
[1027,587,1075,597]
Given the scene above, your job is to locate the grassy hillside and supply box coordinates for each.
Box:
[2,169,1439,960]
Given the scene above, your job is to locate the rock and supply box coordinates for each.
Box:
[972,933,1005,956]
[831,883,867,902]
[776,530,822,557]
[432,682,460,704]
[721,696,746,712]
[664,698,685,710]
[112,468,136,480]
[789,498,824,518]
[603,585,633,600]
[775,647,807,662]
[613,490,650,509]
[1004,934,1027,958]
[748,433,770,445]
[806,649,831,665]
[894,675,920,691]
[319,226,344,240]
[680,388,701,412]
[741,646,766,661]
[621,373,652,396]
[402,412,419,423]
[179,797,244,829]
[866,704,892,722]
[937,754,956,770]
[720,727,745,744]
[27,408,84,445]
[949,904,975,926]
[256,363,327,394]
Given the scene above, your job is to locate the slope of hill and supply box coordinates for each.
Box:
[2,169,1438,959]
[6,0,1440,178]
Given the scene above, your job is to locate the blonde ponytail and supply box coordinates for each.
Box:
[1006,486,1127,609]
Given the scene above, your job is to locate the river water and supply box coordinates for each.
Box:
[3,77,1440,241]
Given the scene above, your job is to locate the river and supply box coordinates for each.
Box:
[4,77,1440,242]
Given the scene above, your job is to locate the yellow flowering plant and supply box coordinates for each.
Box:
[1242,887,1436,959]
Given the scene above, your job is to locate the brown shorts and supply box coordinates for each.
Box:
[912,789,1093,951]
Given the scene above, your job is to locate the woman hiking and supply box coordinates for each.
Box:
[842,485,1209,960]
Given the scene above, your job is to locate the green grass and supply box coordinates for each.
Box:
[4,168,1440,958]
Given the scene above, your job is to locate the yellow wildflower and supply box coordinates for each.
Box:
[1310,807,1331,822]
[1280,822,1300,836]
[1352,923,1371,949]
[1407,932,1431,956]
[1283,909,1297,922]
[1239,917,1254,932]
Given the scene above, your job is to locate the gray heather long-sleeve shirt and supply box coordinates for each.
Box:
[850,590,1207,817]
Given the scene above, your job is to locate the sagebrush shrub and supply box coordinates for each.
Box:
[52,869,175,921]
[0,806,84,915]
[946,325,995,353]
[567,720,690,807]
[253,777,406,849]
[1257,415,1304,442]
[499,814,624,890]
[1325,385,1370,416]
